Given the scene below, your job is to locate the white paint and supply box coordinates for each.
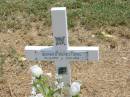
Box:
[25,7,99,97]
[25,46,99,61]
[51,7,68,50]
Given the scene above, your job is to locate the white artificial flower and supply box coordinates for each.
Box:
[32,77,36,81]
[36,93,44,97]
[31,87,36,95]
[30,93,44,97]
[36,84,40,88]
[29,96,35,97]
[71,82,81,96]
[53,93,61,97]
[55,74,62,80]
[46,73,52,77]
[57,82,64,89]
[54,81,58,86]
[30,65,43,78]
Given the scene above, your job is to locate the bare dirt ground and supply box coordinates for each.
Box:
[0,25,130,97]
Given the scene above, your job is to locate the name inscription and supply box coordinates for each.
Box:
[37,51,88,60]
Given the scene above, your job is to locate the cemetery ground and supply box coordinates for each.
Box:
[0,0,130,97]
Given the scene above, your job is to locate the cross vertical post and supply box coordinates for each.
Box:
[51,7,71,97]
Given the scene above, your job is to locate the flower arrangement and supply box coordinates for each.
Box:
[30,65,81,97]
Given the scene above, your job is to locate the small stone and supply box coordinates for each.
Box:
[122,57,127,60]
[18,57,26,62]
[91,35,95,38]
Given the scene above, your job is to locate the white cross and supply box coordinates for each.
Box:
[25,7,99,97]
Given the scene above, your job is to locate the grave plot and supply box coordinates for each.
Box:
[25,7,99,97]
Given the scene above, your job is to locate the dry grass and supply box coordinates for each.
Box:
[0,0,130,97]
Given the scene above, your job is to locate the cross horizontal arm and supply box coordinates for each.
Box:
[25,46,99,61]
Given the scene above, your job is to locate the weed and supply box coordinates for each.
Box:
[0,0,130,31]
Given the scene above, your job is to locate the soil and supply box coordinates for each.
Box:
[0,25,130,97]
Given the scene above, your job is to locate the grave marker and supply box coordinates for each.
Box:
[25,7,99,97]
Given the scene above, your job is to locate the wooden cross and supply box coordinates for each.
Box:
[25,7,99,97]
